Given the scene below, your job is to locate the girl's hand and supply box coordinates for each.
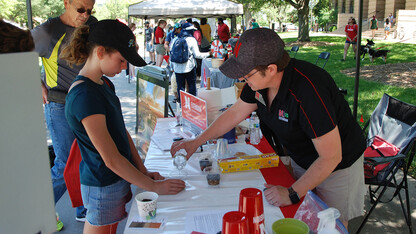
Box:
[148,172,165,180]
[154,179,186,195]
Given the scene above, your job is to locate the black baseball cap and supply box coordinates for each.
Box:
[88,19,147,67]
[219,28,285,79]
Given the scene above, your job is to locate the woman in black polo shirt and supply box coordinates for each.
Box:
[171,28,366,229]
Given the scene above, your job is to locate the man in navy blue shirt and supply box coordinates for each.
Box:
[164,23,182,54]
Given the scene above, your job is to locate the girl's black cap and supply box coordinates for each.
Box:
[88,19,147,67]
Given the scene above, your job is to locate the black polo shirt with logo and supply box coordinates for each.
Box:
[240,59,365,170]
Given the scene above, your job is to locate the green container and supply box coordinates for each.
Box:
[272,218,309,234]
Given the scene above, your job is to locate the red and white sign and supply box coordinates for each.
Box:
[180,91,208,130]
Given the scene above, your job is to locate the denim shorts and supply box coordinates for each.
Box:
[81,179,132,226]
[146,42,154,52]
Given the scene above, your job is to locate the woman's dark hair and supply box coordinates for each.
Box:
[60,25,115,67]
[385,18,390,24]
[351,17,357,24]
[0,19,34,53]
[193,21,202,33]
[201,18,207,25]
[255,50,291,74]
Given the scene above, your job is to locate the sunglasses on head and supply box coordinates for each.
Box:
[76,7,94,15]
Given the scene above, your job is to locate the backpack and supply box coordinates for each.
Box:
[170,36,190,63]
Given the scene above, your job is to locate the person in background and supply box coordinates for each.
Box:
[0,19,34,53]
[384,18,391,40]
[165,23,182,101]
[155,19,167,67]
[170,22,212,103]
[217,18,231,44]
[31,0,97,229]
[341,17,358,61]
[388,13,395,26]
[200,18,212,46]
[164,23,182,53]
[61,19,185,234]
[193,21,202,46]
[125,22,137,80]
[144,21,156,65]
[370,15,378,40]
[193,21,204,78]
[171,28,365,229]
[251,18,260,29]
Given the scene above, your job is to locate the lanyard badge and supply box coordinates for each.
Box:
[255,91,266,106]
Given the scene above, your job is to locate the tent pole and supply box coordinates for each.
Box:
[26,0,33,29]
[143,17,147,62]
[353,0,363,120]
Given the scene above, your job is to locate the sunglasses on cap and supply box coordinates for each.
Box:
[76,7,94,15]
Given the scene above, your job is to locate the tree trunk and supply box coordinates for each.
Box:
[297,4,310,41]
[243,6,252,31]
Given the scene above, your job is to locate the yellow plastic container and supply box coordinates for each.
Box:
[218,153,279,173]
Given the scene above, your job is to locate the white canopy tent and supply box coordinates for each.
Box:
[128,0,244,19]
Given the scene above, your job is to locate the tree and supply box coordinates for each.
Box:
[233,0,266,30]
[270,0,311,41]
[256,2,295,31]
[0,0,64,27]
[313,0,337,32]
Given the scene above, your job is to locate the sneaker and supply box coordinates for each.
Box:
[75,216,86,222]
[152,62,157,65]
[75,208,87,222]
[147,61,153,65]
[56,213,64,232]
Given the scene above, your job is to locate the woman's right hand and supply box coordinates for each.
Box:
[170,139,200,160]
[154,179,186,195]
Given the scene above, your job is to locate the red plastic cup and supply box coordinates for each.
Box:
[239,188,266,234]
[222,211,249,234]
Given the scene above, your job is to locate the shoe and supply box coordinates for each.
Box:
[147,61,153,65]
[152,62,156,65]
[56,213,64,232]
[75,208,87,222]
[75,216,86,222]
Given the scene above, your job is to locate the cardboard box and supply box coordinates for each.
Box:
[234,82,246,99]
[218,153,279,173]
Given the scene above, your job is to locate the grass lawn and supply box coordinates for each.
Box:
[280,34,416,177]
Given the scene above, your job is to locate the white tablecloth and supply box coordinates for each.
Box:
[200,58,237,89]
[124,118,284,234]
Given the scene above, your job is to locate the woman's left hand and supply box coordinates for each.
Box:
[148,172,165,180]
[263,184,292,207]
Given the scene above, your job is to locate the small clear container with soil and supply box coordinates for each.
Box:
[199,153,213,171]
[203,166,221,186]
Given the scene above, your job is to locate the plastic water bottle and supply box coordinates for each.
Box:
[249,112,260,145]
[176,101,183,126]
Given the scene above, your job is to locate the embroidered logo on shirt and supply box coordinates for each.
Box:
[255,91,266,106]
[234,40,242,57]
[278,109,289,122]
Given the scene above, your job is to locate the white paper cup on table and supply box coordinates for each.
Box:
[135,192,158,220]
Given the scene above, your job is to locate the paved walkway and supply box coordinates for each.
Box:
[53,56,415,234]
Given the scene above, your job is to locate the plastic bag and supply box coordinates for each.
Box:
[294,191,348,234]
